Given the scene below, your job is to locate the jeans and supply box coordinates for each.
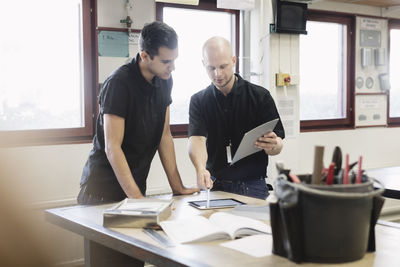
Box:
[212,177,269,200]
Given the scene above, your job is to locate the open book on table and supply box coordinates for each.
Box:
[159,212,271,244]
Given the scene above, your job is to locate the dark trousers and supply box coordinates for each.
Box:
[78,184,144,266]
[77,183,116,205]
[212,177,270,199]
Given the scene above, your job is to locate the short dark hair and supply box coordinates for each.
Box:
[139,21,178,59]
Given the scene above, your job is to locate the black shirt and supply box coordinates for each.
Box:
[188,74,285,180]
[80,54,172,200]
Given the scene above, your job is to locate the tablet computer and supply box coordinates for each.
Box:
[231,118,279,165]
[188,198,245,210]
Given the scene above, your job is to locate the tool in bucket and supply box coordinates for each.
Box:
[270,147,385,263]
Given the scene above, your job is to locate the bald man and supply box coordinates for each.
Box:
[188,36,285,199]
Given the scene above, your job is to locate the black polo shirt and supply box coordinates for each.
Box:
[188,74,285,180]
[80,54,172,200]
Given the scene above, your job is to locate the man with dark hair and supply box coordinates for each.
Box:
[188,36,285,199]
[78,21,199,205]
[139,21,177,58]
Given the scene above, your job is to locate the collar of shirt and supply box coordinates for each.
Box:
[130,53,160,97]
[212,74,243,99]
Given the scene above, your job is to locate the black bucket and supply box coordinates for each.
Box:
[269,175,385,263]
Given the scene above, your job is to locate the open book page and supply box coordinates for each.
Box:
[209,212,271,238]
[220,234,272,258]
[159,215,231,244]
[160,212,271,244]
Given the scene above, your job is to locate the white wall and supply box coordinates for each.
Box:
[2,0,400,266]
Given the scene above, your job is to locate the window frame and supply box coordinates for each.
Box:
[156,0,240,137]
[0,0,96,146]
[388,18,400,126]
[300,10,355,132]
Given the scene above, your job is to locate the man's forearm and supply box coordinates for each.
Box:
[158,131,185,192]
[106,146,144,198]
[188,136,213,189]
[188,136,208,172]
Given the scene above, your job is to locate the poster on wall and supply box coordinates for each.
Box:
[98,30,129,57]
[356,17,388,94]
[276,95,298,138]
[360,17,382,31]
[129,31,140,45]
[355,94,387,127]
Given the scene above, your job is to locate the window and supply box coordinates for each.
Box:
[388,19,400,125]
[299,11,354,131]
[156,0,239,136]
[0,0,95,145]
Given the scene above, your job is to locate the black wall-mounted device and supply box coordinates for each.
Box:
[270,0,308,35]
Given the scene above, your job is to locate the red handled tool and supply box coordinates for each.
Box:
[289,173,301,184]
[326,162,336,185]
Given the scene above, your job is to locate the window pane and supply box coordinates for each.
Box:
[299,21,347,121]
[163,7,233,124]
[0,0,84,131]
[389,28,400,117]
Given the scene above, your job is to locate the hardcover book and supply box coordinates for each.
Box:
[103,198,173,228]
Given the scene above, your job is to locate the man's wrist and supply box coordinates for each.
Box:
[171,183,185,194]
[195,164,209,175]
[128,192,144,198]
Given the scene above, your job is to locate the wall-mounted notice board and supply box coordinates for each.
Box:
[98,30,129,57]
[355,93,387,127]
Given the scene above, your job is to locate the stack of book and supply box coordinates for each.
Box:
[103,198,173,228]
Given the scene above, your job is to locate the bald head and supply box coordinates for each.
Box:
[202,36,233,61]
[202,36,236,94]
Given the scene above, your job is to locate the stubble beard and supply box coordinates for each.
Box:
[215,74,234,90]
